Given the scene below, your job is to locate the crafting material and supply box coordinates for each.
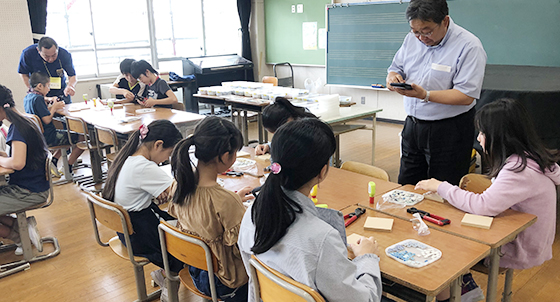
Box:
[382,189,424,206]
[136,108,156,114]
[364,216,394,231]
[407,207,450,226]
[368,181,376,205]
[423,192,444,203]
[255,153,271,161]
[385,239,442,268]
[344,208,366,227]
[346,233,362,245]
[237,150,250,157]
[461,213,493,229]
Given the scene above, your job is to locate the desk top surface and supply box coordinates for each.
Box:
[61,103,205,135]
[343,206,490,296]
[363,184,537,248]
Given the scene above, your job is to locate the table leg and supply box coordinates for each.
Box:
[486,247,500,302]
[334,134,341,168]
[243,110,249,146]
[257,112,264,144]
[425,296,435,302]
[90,148,104,183]
[371,113,377,165]
[449,275,462,302]
[211,105,215,115]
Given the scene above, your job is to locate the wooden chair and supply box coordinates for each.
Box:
[459,173,514,302]
[65,116,103,190]
[23,113,73,184]
[262,76,278,86]
[86,192,161,302]
[340,161,390,181]
[158,220,221,302]
[248,255,325,302]
[0,155,61,278]
[94,125,120,167]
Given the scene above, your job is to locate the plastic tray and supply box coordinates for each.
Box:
[382,189,424,206]
[385,239,442,268]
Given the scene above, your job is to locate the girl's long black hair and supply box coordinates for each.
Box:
[251,118,336,254]
[171,116,243,206]
[262,97,317,133]
[0,85,47,171]
[102,119,182,202]
[476,98,559,178]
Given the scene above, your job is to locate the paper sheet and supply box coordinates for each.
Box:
[302,22,318,50]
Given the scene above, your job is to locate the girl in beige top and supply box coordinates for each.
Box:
[168,116,253,302]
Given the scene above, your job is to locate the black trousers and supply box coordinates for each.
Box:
[398,107,475,186]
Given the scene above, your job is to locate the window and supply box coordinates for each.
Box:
[46,0,241,78]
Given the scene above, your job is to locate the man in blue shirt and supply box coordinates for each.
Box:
[18,37,77,104]
[386,0,487,186]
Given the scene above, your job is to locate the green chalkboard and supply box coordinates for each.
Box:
[327,0,560,87]
[264,0,330,65]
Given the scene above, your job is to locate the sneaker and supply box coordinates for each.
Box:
[151,269,168,302]
[461,273,484,302]
[14,244,23,256]
[50,162,61,178]
[26,216,43,252]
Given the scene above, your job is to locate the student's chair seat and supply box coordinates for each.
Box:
[86,192,161,302]
[0,155,61,278]
[158,220,222,302]
[340,161,390,181]
[23,113,73,184]
[262,76,278,86]
[94,125,120,167]
[459,173,514,302]
[248,255,325,302]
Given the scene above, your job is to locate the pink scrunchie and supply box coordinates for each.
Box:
[139,124,149,140]
[270,162,282,174]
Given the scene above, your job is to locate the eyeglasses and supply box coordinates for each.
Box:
[410,23,441,38]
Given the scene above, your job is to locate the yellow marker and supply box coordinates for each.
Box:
[310,184,318,204]
[368,181,376,205]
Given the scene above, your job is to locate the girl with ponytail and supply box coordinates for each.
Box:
[169,116,252,302]
[0,84,49,254]
[102,119,183,289]
[238,118,384,302]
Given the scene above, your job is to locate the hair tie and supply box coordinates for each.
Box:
[270,162,282,174]
[3,103,9,108]
[139,124,149,140]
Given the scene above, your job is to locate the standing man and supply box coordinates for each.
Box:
[386,0,487,186]
[18,37,77,104]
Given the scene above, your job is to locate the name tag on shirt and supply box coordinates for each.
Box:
[50,77,62,89]
[431,63,451,73]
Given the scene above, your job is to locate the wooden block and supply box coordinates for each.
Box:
[255,154,271,161]
[461,213,493,229]
[424,192,444,203]
[364,217,393,231]
[347,233,362,245]
[237,150,250,157]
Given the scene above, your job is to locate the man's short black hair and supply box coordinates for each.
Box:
[130,60,158,79]
[406,0,449,24]
[30,72,50,88]
[119,59,136,75]
[37,36,58,50]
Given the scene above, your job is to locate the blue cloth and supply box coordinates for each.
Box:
[18,44,76,103]
[147,77,172,109]
[387,18,487,121]
[24,92,57,145]
[6,125,49,193]
[189,266,248,302]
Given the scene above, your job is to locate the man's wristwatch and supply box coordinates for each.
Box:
[422,90,430,103]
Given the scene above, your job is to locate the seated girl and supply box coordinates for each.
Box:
[416,98,560,301]
[0,84,48,254]
[239,118,384,302]
[169,116,253,302]
[255,97,317,155]
[101,120,184,296]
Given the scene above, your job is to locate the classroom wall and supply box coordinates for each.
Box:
[0,1,34,111]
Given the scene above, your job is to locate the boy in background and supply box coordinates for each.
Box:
[109,59,147,104]
[24,72,83,177]
[130,60,177,109]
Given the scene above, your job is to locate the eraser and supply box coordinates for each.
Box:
[364,217,394,231]
[461,213,493,229]
[347,233,362,245]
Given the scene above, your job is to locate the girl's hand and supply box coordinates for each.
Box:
[350,236,379,257]
[143,98,157,107]
[236,186,255,202]
[255,144,270,155]
[415,178,443,193]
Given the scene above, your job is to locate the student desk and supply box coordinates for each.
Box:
[361,184,537,302]
[342,206,490,302]
[59,103,205,184]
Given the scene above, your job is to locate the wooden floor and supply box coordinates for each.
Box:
[0,120,558,302]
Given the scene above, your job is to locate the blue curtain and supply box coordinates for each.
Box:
[27,0,48,43]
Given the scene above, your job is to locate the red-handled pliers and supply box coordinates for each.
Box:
[407,207,450,226]
[344,207,366,227]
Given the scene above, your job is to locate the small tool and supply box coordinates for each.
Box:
[407,207,450,226]
[344,207,366,227]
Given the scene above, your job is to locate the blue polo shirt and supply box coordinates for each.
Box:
[24,92,57,145]
[18,44,76,99]
[387,18,487,120]
[6,124,49,193]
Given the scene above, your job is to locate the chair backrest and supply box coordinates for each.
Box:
[459,173,492,194]
[86,192,134,235]
[273,62,294,88]
[262,76,278,86]
[340,161,390,181]
[22,113,45,133]
[95,125,120,151]
[249,255,325,302]
[65,116,89,136]
[45,154,54,207]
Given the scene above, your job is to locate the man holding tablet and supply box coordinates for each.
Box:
[386,0,486,186]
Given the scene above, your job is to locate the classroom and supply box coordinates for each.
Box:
[1,0,559,301]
